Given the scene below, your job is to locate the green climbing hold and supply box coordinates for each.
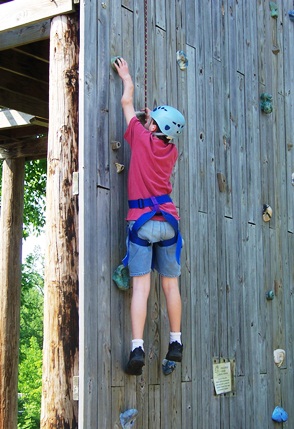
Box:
[111,56,122,71]
[112,264,130,290]
[260,93,273,114]
[269,2,278,18]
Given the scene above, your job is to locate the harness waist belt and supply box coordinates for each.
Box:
[128,194,172,209]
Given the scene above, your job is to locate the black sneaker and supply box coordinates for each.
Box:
[125,347,145,375]
[166,341,183,362]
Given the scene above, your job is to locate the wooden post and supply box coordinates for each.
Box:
[0,158,25,429]
[41,14,79,429]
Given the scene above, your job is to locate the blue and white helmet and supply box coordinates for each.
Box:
[150,105,185,139]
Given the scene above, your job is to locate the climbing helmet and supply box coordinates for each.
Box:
[150,105,185,139]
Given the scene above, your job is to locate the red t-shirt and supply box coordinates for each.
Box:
[124,117,179,221]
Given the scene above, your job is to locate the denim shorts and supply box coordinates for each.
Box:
[126,220,181,278]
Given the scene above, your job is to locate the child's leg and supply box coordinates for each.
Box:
[161,276,182,332]
[162,275,183,362]
[131,273,151,339]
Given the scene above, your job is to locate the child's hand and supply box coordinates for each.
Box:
[114,57,131,80]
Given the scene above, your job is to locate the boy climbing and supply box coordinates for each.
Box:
[114,57,185,376]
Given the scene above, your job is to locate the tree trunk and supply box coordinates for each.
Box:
[0,158,25,429]
[41,14,79,429]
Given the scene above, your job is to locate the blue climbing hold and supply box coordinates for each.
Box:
[162,358,177,375]
[289,10,294,21]
[271,406,288,423]
[120,408,138,428]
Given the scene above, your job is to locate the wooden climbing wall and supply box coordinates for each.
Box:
[78,0,294,428]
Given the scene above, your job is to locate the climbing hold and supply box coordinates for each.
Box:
[260,93,273,114]
[162,358,176,375]
[269,2,278,18]
[289,10,294,21]
[272,406,288,423]
[266,290,275,300]
[272,46,280,55]
[120,408,138,428]
[176,50,188,70]
[115,162,125,173]
[274,349,285,367]
[262,204,272,222]
[112,264,130,290]
[111,141,121,150]
[111,56,122,71]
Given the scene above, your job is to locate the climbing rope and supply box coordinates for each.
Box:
[144,0,148,109]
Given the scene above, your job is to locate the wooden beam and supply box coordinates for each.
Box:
[0,69,49,103]
[0,49,49,81]
[0,158,25,429]
[0,20,50,51]
[0,87,48,118]
[0,124,48,140]
[0,0,75,34]
[0,137,47,159]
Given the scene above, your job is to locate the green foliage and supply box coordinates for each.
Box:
[0,159,47,238]
[18,338,43,429]
[23,159,47,238]
[18,251,44,429]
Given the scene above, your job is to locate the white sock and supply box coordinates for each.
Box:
[170,332,182,345]
[131,339,144,351]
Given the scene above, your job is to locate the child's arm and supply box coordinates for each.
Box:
[114,58,136,125]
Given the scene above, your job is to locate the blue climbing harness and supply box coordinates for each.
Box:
[122,194,182,267]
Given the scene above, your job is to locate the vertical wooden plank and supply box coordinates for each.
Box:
[96,187,112,428]
[111,387,124,428]
[155,0,166,30]
[133,0,145,109]
[160,373,182,429]
[152,26,167,106]
[97,0,110,188]
[175,0,191,385]
[243,1,261,225]
[0,158,24,429]
[79,0,100,427]
[147,275,161,384]
[212,0,222,61]
[214,0,231,219]
[166,0,177,107]
[181,382,192,428]
[235,0,244,74]
[194,0,208,214]
[189,206,202,428]
[185,0,196,48]
[109,0,129,389]
[197,212,213,428]
[283,0,294,233]
[243,224,260,428]
[149,385,160,428]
